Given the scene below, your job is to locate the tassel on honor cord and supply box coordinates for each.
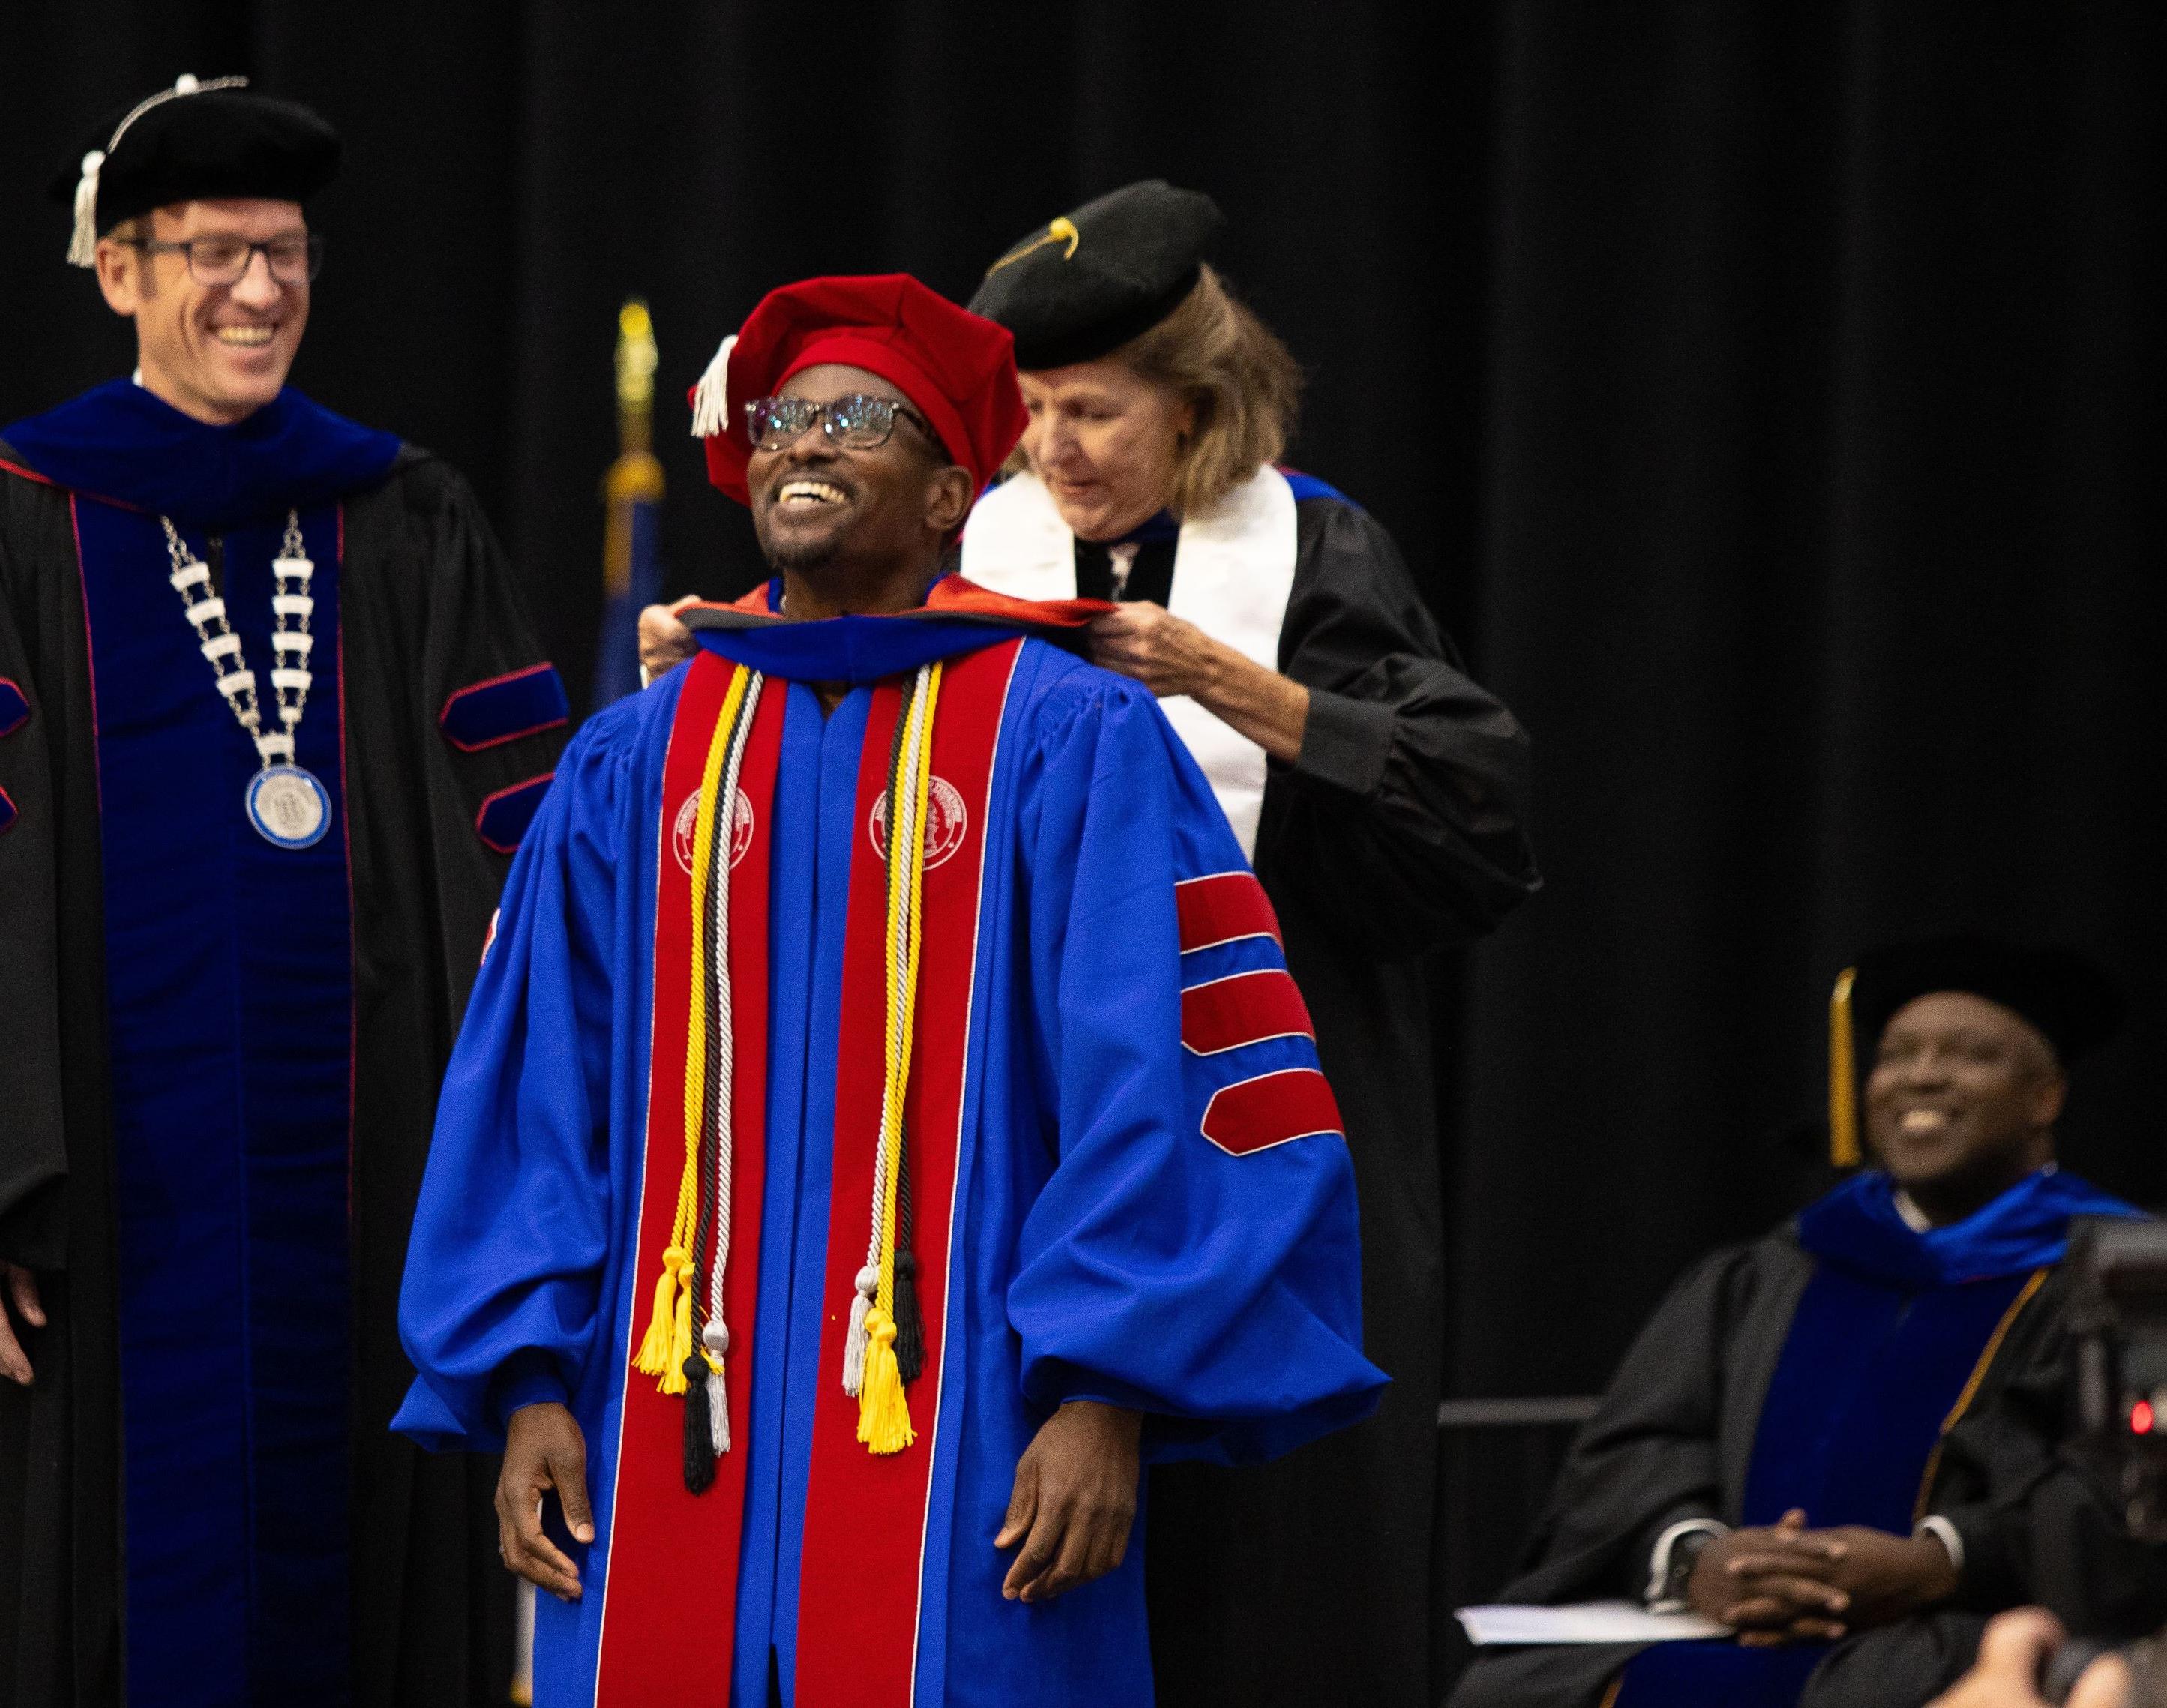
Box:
[841,662,943,1455]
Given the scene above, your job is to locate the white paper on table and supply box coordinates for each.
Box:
[1455,1600,1733,1646]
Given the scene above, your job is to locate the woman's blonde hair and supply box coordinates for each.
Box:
[1017,264,1304,519]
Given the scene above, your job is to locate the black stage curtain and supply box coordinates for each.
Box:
[5,0,2161,1655]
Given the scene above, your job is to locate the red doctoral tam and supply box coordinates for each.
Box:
[690,273,1028,505]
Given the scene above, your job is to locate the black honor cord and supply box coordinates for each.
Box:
[682,718,734,1497]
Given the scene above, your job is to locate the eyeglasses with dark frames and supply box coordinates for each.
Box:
[116,232,325,287]
[744,393,937,454]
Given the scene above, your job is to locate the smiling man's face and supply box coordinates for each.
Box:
[1866,990,2064,1208]
[96,198,310,426]
[747,363,969,584]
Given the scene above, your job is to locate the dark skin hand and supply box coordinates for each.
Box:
[0,1262,45,1385]
[498,1401,595,1601]
[996,1400,1143,1603]
[500,1398,1139,1607]
[1802,1526,1960,1627]
[1689,1509,1960,1647]
[1689,1509,1854,1641]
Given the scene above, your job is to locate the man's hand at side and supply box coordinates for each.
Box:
[0,1263,45,1386]
[996,1400,1142,1604]
[498,1401,595,1602]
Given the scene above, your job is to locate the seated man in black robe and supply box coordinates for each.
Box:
[1450,936,2164,1708]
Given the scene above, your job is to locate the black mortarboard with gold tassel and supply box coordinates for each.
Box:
[1826,934,2124,1168]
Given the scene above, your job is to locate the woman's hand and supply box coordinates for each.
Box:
[0,1263,44,1385]
[637,595,702,682]
[1089,603,1310,763]
[1087,602,1219,700]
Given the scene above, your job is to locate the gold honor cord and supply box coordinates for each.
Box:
[636,664,753,1394]
[983,216,1080,277]
[1828,966,1860,1167]
[857,661,944,1455]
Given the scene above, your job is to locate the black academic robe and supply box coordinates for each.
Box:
[0,436,562,1707]
[1447,1202,2167,1708]
[987,481,1542,1708]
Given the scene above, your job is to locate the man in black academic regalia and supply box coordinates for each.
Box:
[0,76,564,1707]
[1450,936,2167,1708]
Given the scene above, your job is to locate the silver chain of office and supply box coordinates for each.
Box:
[160,511,315,766]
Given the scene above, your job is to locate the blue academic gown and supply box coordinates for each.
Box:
[395,604,1386,1707]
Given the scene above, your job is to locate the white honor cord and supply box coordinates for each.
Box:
[162,511,316,765]
[700,670,763,1456]
[842,662,934,1397]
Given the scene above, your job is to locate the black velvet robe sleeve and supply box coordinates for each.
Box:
[0,457,128,1704]
[0,477,72,1271]
[1254,498,1539,956]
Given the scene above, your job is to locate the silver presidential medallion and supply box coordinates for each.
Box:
[161,509,328,851]
[247,763,332,849]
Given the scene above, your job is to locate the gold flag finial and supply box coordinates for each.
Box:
[615,298,658,415]
[604,298,664,597]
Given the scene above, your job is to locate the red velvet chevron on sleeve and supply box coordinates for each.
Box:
[1174,870,1283,954]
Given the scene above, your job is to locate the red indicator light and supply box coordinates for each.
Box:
[2134,1400,2156,1434]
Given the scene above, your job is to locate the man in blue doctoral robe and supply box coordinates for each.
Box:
[0,77,561,1705]
[393,274,1384,1707]
[1449,936,2166,1708]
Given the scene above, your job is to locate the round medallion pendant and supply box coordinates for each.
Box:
[868,776,967,870]
[247,763,332,850]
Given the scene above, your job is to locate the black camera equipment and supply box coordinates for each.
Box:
[2039,1218,2167,1705]
[2070,1218,2167,1545]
